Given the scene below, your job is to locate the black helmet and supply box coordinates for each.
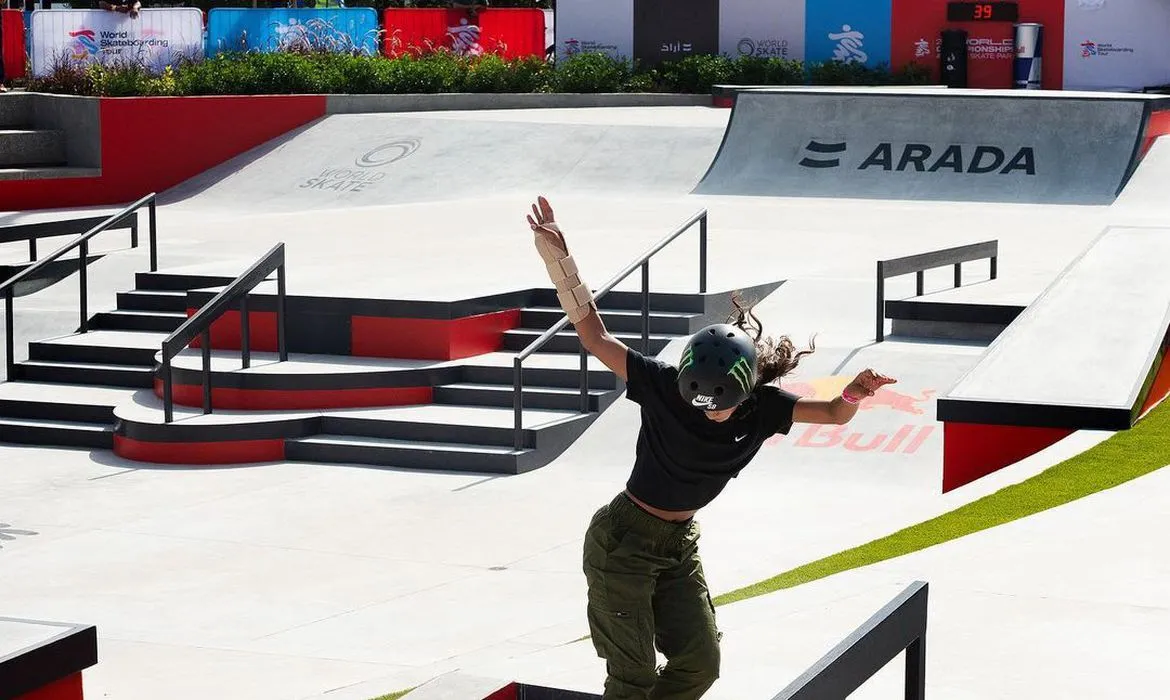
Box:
[676,324,758,411]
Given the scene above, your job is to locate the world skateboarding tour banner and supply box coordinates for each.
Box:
[29,8,204,77]
[1062,0,1170,91]
[207,8,381,57]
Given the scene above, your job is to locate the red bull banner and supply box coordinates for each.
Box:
[383,8,546,60]
[2,10,26,81]
[764,375,937,455]
[28,8,204,78]
[891,0,1064,89]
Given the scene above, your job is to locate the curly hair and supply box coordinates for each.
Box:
[726,291,815,386]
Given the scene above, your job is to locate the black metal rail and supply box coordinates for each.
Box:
[771,581,929,700]
[876,241,998,342]
[1,192,159,379]
[159,243,288,423]
[512,209,708,450]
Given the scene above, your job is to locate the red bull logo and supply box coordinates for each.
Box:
[782,375,934,415]
[767,375,937,454]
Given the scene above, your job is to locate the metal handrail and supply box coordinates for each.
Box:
[159,243,288,423]
[876,240,998,342]
[2,192,159,379]
[512,209,708,450]
[770,581,929,700]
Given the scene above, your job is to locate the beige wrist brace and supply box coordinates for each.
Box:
[535,230,596,324]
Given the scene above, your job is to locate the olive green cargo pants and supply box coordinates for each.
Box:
[582,492,722,700]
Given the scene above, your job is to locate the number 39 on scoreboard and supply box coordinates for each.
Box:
[946,2,1020,22]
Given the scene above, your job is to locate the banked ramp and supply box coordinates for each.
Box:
[694,88,1170,205]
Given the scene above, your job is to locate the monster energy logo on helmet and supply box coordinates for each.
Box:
[727,355,754,393]
[676,323,758,411]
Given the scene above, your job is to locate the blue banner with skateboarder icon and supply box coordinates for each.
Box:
[207,8,381,57]
[803,0,891,69]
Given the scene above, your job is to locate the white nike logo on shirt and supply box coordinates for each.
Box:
[734,435,747,442]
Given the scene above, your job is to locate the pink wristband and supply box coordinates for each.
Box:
[840,389,861,405]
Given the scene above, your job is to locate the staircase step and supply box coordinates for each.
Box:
[12,360,155,388]
[434,382,611,411]
[461,362,618,390]
[0,417,113,449]
[285,435,530,474]
[116,289,190,313]
[0,94,33,129]
[323,404,585,448]
[0,381,134,423]
[0,129,66,168]
[90,310,188,333]
[502,329,675,355]
[0,166,103,182]
[30,330,167,366]
[134,271,238,292]
[521,306,696,334]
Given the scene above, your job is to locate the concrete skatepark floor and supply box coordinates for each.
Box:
[1,105,1168,700]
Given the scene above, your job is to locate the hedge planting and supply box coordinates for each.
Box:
[24,50,933,98]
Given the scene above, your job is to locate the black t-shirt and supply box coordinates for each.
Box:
[623,347,800,511]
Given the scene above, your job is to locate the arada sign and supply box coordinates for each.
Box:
[800,140,1037,175]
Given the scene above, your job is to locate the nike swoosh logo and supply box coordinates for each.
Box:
[734,435,747,442]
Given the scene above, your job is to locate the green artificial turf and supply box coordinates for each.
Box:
[713,399,1170,606]
[369,690,413,700]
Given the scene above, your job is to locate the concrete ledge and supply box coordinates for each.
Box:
[31,94,101,168]
[326,92,713,114]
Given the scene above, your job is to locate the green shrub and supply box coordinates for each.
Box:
[551,52,631,93]
[659,54,734,93]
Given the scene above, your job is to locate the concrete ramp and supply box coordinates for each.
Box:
[161,109,726,214]
[694,88,1170,205]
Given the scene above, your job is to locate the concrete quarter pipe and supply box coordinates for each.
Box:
[694,88,1170,205]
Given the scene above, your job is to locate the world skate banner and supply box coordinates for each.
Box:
[719,0,804,62]
[207,8,381,58]
[554,0,633,63]
[804,0,890,68]
[383,8,546,60]
[1062,0,1170,91]
[29,8,204,77]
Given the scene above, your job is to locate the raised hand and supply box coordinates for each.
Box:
[845,369,897,400]
[527,195,568,252]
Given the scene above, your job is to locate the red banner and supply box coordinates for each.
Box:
[2,9,25,81]
[383,8,545,60]
[477,9,546,60]
[891,0,1064,89]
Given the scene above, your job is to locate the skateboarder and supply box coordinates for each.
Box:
[527,196,896,699]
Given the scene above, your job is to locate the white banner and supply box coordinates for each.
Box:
[719,0,805,62]
[555,0,633,63]
[30,8,205,77]
[1063,0,1170,91]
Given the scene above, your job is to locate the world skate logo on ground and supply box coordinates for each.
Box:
[799,140,1036,175]
[764,375,936,454]
[298,139,420,193]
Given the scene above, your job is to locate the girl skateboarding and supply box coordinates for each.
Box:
[527,196,896,699]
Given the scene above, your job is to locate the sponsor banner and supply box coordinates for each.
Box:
[891,0,1064,89]
[476,9,546,60]
[555,0,633,62]
[804,0,891,68]
[2,10,26,80]
[207,8,381,57]
[29,8,203,77]
[694,91,1145,204]
[1063,0,1170,91]
[383,8,545,59]
[719,0,804,61]
[633,0,719,66]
